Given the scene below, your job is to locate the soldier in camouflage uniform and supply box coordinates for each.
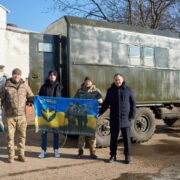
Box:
[0,68,34,163]
[65,102,80,129]
[74,76,103,159]
[76,104,89,130]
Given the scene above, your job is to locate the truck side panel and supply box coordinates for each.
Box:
[68,24,180,103]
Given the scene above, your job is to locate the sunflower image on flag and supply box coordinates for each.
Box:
[34,96,98,136]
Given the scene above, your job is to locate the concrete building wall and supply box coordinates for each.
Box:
[0,4,8,29]
[0,29,6,66]
[0,28,30,80]
[0,5,8,69]
[0,4,30,80]
[4,29,30,80]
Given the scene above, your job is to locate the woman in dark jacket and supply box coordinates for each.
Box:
[38,70,63,158]
[99,73,136,164]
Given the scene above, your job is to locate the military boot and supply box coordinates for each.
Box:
[18,155,27,162]
[8,156,14,163]
[8,151,15,163]
[77,149,84,159]
[90,150,98,159]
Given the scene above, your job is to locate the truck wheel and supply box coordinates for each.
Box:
[96,109,112,148]
[96,115,111,148]
[95,109,122,148]
[163,119,177,127]
[131,108,156,143]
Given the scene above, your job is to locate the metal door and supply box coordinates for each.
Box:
[28,33,61,95]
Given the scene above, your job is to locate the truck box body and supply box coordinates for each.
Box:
[42,16,180,105]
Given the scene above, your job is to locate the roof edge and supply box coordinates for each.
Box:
[62,16,179,39]
[0,4,10,13]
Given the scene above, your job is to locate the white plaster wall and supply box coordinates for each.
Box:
[4,30,29,80]
[0,6,7,69]
[0,29,6,66]
[0,5,7,29]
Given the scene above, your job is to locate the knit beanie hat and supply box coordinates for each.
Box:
[84,76,92,82]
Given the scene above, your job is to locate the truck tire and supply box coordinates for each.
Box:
[131,108,156,143]
[96,110,111,148]
[163,119,177,127]
[96,109,122,148]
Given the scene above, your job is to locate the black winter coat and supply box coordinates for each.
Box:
[39,80,63,97]
[99,82,136,128]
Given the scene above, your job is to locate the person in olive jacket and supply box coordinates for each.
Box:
[38,70,63,159]
[99,73,136,164]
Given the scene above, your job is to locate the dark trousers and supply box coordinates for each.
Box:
[110,127,131,157]
[41,132,59,151]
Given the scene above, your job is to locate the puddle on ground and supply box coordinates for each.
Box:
[113,173,152,180]
[113,163,180,180]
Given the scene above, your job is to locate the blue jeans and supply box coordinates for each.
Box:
[41,132,59,151]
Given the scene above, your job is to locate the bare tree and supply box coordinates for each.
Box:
[133,0,179,30]
[48,0,180,32]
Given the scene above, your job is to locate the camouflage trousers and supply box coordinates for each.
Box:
[4,116,27,158]
[78,135,96,152]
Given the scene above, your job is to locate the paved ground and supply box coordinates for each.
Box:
[0,121,180,180]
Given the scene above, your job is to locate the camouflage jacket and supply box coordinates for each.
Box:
[74,85,103,100]
[0,78,34,117]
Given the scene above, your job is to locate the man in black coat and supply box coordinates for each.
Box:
[99,73,136,164]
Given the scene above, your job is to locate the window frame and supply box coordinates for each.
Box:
[128,45,141,66]
[143,47,155,67]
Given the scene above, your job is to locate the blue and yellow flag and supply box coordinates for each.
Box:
[34,96,98,136]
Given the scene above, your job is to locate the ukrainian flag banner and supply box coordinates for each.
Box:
[34,96,98,136]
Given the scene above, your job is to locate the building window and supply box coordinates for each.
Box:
[129,45,141,65]
[143,47,154,67]
[38,43,53,52]
[155,47,169,68]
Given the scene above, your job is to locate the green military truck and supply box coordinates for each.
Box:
[28,16,180,147]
